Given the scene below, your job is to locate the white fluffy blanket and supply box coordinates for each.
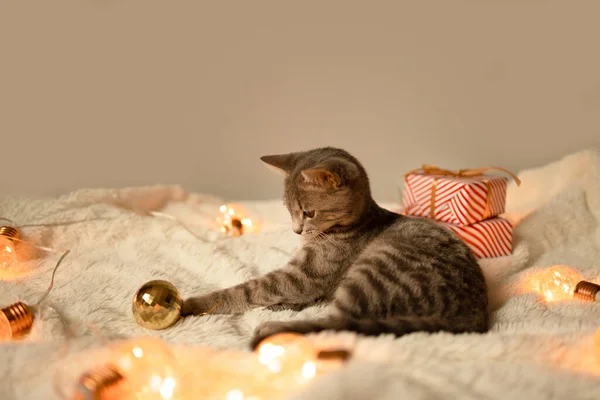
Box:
[2,149,600,399]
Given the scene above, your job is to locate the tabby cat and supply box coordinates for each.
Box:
[181,147,489,349]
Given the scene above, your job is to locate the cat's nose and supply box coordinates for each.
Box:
[292,221,303,234]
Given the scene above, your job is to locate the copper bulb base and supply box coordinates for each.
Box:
[0,226,19,241]
[73,364,124,400]
[573,281,600,302]
[1,302,33,338]
[230,218,243,237]
[317,349,351,362]
[221,217,244,237]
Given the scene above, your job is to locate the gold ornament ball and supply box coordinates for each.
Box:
[132,280,183,330]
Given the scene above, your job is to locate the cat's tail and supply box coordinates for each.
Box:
[251,314,488,349]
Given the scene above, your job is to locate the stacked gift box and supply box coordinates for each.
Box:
[400,165,520,259]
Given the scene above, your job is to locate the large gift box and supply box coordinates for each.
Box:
[402,164,521,226]
[440,217,513,259]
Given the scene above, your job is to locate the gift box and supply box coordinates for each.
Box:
[402,164,521,226]
[440,217,513,259]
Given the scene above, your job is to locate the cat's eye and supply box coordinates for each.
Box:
[303,210,315,219]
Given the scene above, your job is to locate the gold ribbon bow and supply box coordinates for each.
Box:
[404,164,522,186]
[404,164,521,220]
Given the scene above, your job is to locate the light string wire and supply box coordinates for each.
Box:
[17,216,119,229]
[0,217,14,225]
[0,208,208,242]
[147,211,209,242]
[34,249,71,307]
[7,234,68,254]
[2,195,238,246]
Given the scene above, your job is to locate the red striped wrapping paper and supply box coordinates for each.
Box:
[441,217,513,259]
[402,173,508,226]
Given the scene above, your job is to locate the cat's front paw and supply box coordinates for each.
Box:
[249,321,288,350]
[181,296,217,317]
[180,297,201,316]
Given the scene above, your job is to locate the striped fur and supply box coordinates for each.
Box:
[180,147,489,349]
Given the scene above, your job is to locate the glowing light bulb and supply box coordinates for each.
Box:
[538,265,583,302]
[217,204,255,237]
[111,336,182,399]
[0,226,19,271]
[255,333,318,383]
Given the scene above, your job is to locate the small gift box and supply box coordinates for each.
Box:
[440,217,513,259]
[402,165,521,226]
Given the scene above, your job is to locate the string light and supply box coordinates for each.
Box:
[115,336,181,399]
[537,265,600,303]
[255,333,319,383]
[0,249,71,340]
[72,336,182,400]
[217,205,254,237]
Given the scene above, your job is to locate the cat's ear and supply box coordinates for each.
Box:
[301,168,342,188]
[260,153,297,176]
[301,158,359,188]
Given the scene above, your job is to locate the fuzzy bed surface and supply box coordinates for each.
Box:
[2,148,600,399]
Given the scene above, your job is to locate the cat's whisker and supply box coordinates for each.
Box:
[315,230,349,256]
[312,236,325,251]
[305,229,326,249]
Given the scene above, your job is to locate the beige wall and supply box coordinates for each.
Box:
[1,1,599,202]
